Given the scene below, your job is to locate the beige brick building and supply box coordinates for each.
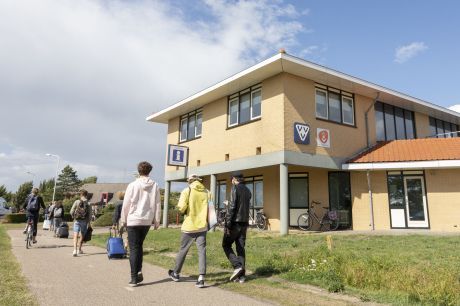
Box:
[148,51,460,234]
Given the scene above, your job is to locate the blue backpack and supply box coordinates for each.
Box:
[27,195,39,212]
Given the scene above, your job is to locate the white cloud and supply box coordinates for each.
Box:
[394,42,428,63]
[448,105,460,114]
[0,0,308,192]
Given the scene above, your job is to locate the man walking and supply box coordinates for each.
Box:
[222,173,251,283]
[70,190,91,256]
[168,174,208,288]
[121,161,161,287]
[23,188,46,244]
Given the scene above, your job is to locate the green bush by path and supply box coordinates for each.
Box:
[92,229,460,305]
[0,225,38,305]
[92,204,115,226]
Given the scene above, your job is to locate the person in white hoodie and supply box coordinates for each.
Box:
[121,161,161,287]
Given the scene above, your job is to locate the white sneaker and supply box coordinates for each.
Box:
[230,267,243,281]
[77,250,83,255]
[72,250,77,257]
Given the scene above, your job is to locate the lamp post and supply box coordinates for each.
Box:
[46,153,60,203]
[26,171,36,187]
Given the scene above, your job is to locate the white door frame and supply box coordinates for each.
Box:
[403,176,429,228]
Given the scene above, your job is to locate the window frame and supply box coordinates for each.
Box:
[178,109,203,143]
[227,85,262,128]
[375,101,416,141]
[315,85,355,126]
[429,116,459,138]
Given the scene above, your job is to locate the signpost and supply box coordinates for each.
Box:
[167,144,188,167]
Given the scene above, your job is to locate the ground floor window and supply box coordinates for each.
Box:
[288,173,309,226]
[216,180,227,210]
[244,176,263,219]
[387,171,429,228]
[328,172,352,228]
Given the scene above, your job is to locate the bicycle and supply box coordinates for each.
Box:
[249,208,267,230]
[25,217,34,249]
[297,201,339,231]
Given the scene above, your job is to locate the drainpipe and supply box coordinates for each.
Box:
[366,170,375,231]
[365,92,380,148]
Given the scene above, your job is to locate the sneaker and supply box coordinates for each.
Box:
[72,250,77,257]
[77,250,84,255]
[237,276,246,283]
[137,272,144,284]
[230,267,243,281]
[168,269,180,282]
[32,240,37,244]
[23,230,27,234]
[195,279,205,288]
[129,277,138,287]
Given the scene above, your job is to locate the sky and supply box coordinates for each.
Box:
[1,0,460,193]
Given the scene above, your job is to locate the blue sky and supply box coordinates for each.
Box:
[0,0,459,193]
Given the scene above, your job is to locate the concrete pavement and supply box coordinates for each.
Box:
[8,227,272,306]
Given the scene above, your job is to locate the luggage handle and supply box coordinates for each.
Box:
[109,226,122,238]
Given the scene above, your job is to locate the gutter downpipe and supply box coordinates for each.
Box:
[366,170,375,231]
[365,92,380,148]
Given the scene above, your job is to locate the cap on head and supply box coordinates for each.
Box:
[187,174,202,183]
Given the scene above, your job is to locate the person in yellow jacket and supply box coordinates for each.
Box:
[168,174,208,288]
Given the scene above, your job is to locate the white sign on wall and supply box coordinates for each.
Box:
[317,128,330,148]
[167,144,188,167]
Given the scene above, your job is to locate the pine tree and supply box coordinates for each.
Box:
[14,181,33,211]
[56,165,81,199]
[39,179,55,203]
[0,185,7,199]
[81,176,97,184]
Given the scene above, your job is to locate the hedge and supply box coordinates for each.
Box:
[4,213,72,223]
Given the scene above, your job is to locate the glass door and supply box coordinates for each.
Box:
[328,172,352,228]
[288,174,308,226]
[404,177,429,228]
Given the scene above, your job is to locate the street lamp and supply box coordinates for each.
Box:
[46,153,60,203]
[26,171,36,187]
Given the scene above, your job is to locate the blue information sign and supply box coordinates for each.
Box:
[294,122,310,145]
[167,144,188,167]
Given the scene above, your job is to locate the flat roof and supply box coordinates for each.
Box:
[147,52,460,124]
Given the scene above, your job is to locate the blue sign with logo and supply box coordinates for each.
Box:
[294,122,310,145]
[167,144,188,167]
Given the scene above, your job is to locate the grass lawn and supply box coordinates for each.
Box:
[91,228,460,306]
[0,224,38,306]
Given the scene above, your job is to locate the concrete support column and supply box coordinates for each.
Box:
[210,174,217,202]
[162,181,170,228]
[279,163,289,236]
[366,170,375,231]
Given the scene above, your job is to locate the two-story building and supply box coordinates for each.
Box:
[148,51,460,234]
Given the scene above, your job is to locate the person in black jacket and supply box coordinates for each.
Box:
[22,188,46,243]
[222,172,251,283]
[112,191,125,235]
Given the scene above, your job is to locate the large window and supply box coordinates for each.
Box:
[429,117,458,138]
[328,172,352,228]
[243,176,263,218]
[228,85,261,127]
[375,102,415,141]
[216,181,227,210]
[315,86,355,126]
[179,109,202,142]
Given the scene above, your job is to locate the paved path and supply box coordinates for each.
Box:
[9,228,271,306]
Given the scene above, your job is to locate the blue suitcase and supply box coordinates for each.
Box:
[107,228,126,259]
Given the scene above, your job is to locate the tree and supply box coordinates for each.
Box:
[39,178,55,203]
[56,165,81,199]
[14,181,33,211]
[0,185,13,203]
[81,176,97,185]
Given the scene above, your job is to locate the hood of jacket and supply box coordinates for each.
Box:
[189,180,206,192]
[136,176,155,191]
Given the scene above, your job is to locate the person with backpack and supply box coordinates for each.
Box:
[70,190,91,257]
[168,174,209,288]
[50,200,65,236]
[121,161,161,287]
[22,188,46,244]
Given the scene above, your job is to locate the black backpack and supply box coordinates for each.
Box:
[74,200,88,220]
[26,195,39,212]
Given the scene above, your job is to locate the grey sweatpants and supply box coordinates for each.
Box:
[174,231,207,275]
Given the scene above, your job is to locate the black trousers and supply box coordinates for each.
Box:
[222,223,248,271]
[27,214,39,237]
[127,226,150,277]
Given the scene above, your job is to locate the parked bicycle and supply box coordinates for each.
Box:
[297,201,339,231]
[25,217,34,249]
[216,201,267,230]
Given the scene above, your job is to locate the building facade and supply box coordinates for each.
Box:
[148,51,460,234]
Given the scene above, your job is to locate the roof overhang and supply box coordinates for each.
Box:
[343,160,460,171]
[147,53,460,124]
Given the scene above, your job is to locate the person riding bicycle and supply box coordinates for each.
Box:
[22,188,46,244]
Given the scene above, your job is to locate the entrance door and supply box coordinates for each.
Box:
[288,174,308,226]
[404,177,429,228]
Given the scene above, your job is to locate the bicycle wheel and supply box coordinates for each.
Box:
[297,213,311,231]
[255,214,267,230]
[329,218,339,231]
[26,227,31,249]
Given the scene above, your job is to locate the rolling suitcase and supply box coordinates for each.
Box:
[56,222,69,238]
[107,228,126,259]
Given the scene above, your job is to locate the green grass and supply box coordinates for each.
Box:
[91,229,460,305]
[0,224,38,306]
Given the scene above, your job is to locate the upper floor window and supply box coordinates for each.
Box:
[179,109,202,142]
[375,102,415,141]
[228,85,261,127]
[315,86,355,126]
[429,117,458,138]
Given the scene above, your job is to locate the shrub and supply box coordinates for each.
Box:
[4,213,27,223]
